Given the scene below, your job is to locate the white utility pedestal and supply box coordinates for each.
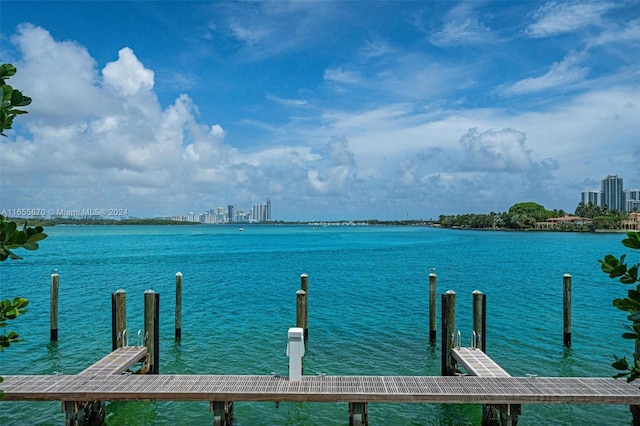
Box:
[286,327,305,381]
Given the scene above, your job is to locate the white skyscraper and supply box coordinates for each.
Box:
[601,175,625,211]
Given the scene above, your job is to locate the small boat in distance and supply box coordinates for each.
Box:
[238,227,244,231]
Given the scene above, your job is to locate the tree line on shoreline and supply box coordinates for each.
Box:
[437,201,631,231]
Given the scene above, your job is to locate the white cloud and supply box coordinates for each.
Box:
[324,68,363,85]
[525,1,615,38]
[10,24,115,120]
[500,51,589,95]
[459,128,535,173]
[591,18,640,46]
[430,3,493,46]
[103,47,154,96]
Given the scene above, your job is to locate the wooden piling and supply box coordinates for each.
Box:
[429,272,437,343]
[211,401,233,426]
[472,290,486,351]
[175,272,182,341]
[349,402,368,426]
[441,290,456,376]
[473,290,495,425]
[50,272,59,341]
[296,290,306,331]
[111,289,126,351]
[144,290,160,374]
[300,273,309,341]
[563,274,572,347]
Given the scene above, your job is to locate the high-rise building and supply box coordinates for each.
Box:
[228,205,236,223]
[626,189,640,212]
[581,190,601,207]
[266,197,272,222]
[601,175,625,211]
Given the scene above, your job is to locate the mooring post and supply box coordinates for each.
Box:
[296,289,306,331]
[472,290,486,351]
[563,274,572,347]
[50,272,59,341]
[300,273,309,342]
[349,402,368,426]
[211,401,233,426]
[441,290,456,376]
[175,272,182,341]
[429,271,437,343]
[144,289,160,374]
[473,290,497,425]
[111,289,127,351]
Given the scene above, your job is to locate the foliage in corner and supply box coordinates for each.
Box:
[0,214,47,349]
[0,215,48,261]
[1,63,31,136]
[599,231,640,383]
[0,63,38,400]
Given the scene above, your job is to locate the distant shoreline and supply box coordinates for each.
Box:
[5,217,631,233]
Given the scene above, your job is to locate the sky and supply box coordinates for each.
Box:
[0,1,638,221]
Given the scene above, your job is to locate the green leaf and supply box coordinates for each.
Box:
[622,332,638,339]
[0,64,17,79]
[613,355,630,370]
[613,297,640,312]
[2,86,12,102]
[628,290,640,303]
[628,265,639,282]
[623,232,640,250]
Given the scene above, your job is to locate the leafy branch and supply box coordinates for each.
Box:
[0,63,31,136]
[600,231,640,383]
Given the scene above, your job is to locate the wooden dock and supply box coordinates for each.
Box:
[452,347,511,378]
[78,346,147,376]
[2,374,640,405]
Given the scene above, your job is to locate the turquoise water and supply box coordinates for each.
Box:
[0,225,635,425]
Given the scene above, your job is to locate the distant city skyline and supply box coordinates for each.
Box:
[581,175,640,213]
[171,198,272,224]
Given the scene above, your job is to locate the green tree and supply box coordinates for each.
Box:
[508,201,555,222]
[599,232,640,383]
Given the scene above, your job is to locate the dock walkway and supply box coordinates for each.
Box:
[78,346,147,376]
[452,347,511,378]
[3,374,640,405]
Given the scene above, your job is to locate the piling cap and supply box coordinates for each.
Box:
[288,327,304,339]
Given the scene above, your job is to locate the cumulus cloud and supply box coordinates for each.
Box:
[10,23,114,120]
[460,128,537,173]
[306,136,356,196]
[102,47,154,96]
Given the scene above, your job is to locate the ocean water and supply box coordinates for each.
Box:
[0,224,636,425]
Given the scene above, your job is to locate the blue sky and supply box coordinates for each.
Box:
[1,1,638,221]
